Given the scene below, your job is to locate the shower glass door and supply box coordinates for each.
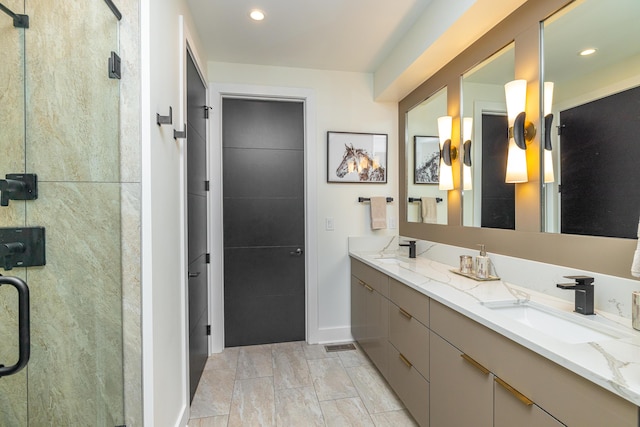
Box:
[0,0,125,425]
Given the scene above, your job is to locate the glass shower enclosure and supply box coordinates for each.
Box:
[0,0,125,424]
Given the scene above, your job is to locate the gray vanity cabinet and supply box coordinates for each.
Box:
[430,331,494,427]
[350,259,389,378]
[350,275,367,344]
[350,258,638,427]
[387,278,430,426]
[430,299,636,427]
[430,328,563,427]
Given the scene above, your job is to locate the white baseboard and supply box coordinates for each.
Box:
[310,326,353,345]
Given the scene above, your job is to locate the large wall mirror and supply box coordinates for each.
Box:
[406,86,449,224]
[400,0,639,279]
[543,0,640,238]
[461,43,515,229]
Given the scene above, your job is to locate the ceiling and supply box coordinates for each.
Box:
[186,0,433,73]
[459,0,640,102]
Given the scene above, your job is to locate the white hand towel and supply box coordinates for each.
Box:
[421,197,437,224]
[370,197,387,230]
[632,219,640,277]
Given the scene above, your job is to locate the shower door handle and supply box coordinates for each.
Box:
[0,275,30,378]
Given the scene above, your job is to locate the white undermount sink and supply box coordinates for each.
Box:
[483,300,630,344]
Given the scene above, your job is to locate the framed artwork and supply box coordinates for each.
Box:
[414,135,440,184]
[327,131,388,183]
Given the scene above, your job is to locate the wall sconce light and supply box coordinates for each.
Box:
[462,117,473,190]
[437,116,456,191]
[504,79,536,183]
[543,82,555,183]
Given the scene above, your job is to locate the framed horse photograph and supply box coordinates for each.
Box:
[414,135,440,184]
[327,131,388,183]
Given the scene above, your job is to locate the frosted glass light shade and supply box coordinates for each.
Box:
[505,138,528,183]
[544,148,555,183]
[439,160,454,191]
[437,115,452,148]
[463,117,473,142]
[544,82,554,116]
[463,164,472,190]
[504,79,527,125]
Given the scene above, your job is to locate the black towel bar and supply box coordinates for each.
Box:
[358,197,393,203]
[408,197,443,203]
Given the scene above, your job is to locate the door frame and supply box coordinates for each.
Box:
[209,84,318,352]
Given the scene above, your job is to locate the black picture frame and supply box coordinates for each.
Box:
[327,131,388,183]
[414,135,440,184]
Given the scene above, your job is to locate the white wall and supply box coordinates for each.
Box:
[141,0,207,425]
[208,62,398,343]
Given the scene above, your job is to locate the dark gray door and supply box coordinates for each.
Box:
[186,52,209,401]
[559,86,640,238]
[481,113,515,230]
[223,98,305,347]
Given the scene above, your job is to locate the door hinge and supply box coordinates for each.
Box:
[206,325,211,335]
[205,253,210,264]
[109,51,121,79]
[204,105,212,119]
[205,180,210,191]
[558,184,562,193]
[557,124,565,136]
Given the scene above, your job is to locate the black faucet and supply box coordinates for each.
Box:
[556,275,595,315]
[399,240,416,258]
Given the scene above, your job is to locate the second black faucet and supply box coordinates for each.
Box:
[556,275,595,315]
[399,240,416,258]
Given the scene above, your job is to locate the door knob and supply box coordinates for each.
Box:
[289,248,303,256]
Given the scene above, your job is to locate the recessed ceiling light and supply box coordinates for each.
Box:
[579,48,597,56]
[250,10,265,21]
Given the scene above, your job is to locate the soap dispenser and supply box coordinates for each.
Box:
[476,244,490,279]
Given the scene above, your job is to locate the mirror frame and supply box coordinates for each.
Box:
[399,0,637,279]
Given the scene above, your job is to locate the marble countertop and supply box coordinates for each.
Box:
[350,250,640,407]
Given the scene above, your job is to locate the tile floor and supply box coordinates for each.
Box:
[188,342,419,427]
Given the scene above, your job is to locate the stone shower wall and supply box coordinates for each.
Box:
[0,0,143,424]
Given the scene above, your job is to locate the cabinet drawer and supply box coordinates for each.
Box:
[430,299,638,427]
[389,301,429,379]
[389,278,429,326]
[388,344,429,427]
[430,331,493,427]
[494,378,565,427]
[351,258,389,297]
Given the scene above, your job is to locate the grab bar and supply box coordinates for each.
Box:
[0,275,30,377]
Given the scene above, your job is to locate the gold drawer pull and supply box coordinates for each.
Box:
[358,280,365,287]
[399,307,412,320]
[399,353,413,368]
[364,284,374,292]
[460,353,490,375]
[495,377,534,406]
